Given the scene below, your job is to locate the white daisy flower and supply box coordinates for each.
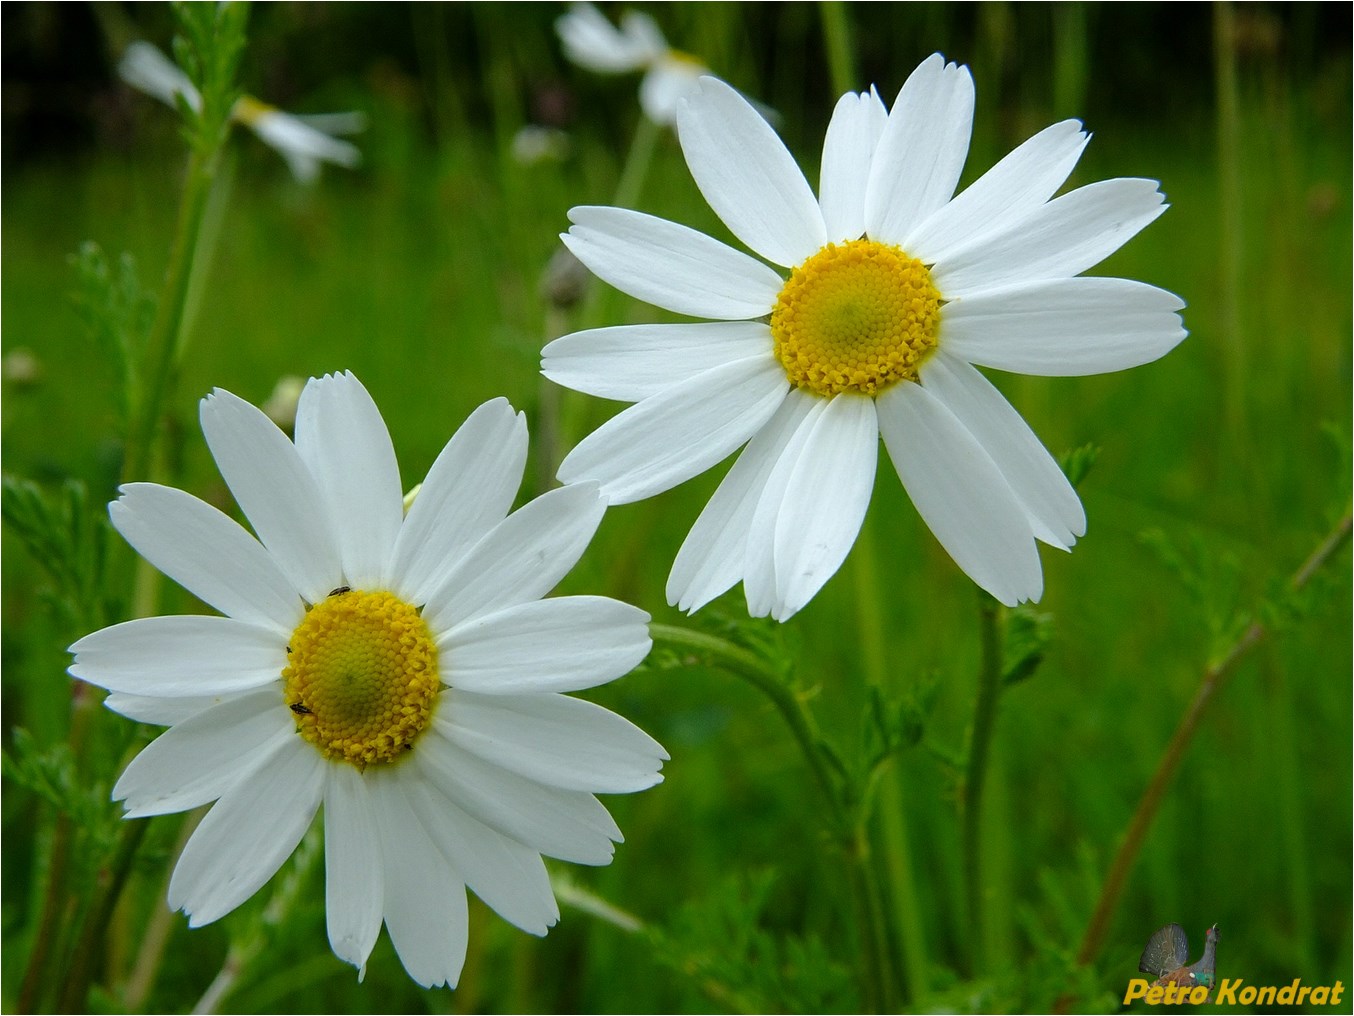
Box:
[555,3,708,125]
[68,372,664,988]
[544,55,1188,620]
[118,41,363,183]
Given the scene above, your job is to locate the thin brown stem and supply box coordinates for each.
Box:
[1074,512,1351,968]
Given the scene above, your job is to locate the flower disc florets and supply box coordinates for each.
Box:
[771,238,941,397]
[282,588,439,768]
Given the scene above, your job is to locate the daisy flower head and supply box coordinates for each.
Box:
[544,54,1187,621]
[69,373,664,988]
[119,40,364,183]
[556,2,708,125]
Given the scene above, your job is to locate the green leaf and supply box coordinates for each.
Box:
[68,242,155,428]
[1059,443,1101,490]
[646,871,858,1013]
[1,475,119,632]
[1002,605,1055,687]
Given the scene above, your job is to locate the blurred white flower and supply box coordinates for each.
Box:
[70,373,665,987]
[555,3,708,125]
[118,40,363,183]
[511,124,573,165]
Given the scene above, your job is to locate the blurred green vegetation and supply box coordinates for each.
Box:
[2,3,1350,1013]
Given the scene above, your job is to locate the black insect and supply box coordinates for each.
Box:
[289,702,313,715]
[329,585,351,597]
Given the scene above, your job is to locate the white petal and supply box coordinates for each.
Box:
[556,3,655,72]
[865,55,975,245]
[563,206,783,319]
[119,41,200,111]
[110,484,303,634]
[293,372,403,590]
[819,87,889,242]
[113,687,292,818]
[932,178,1168,297]
[199,388,342,604]
[403,767,559,935]
[167,741,324,927]
[921,352,1084,549]
[639,58,704,125]
[542,321,772,402]
[104,692,228,726]
[876,382,1042,605]
[369,771,468,989]
[940,276,1188,375]
[417,733,621,865]
[556,354,789,504]
[243,109,361,182]
[667,389,817,613]
[438,690,667,793]
[442,596,651,694]
[676,76,825,268]
[390,399,527,606]
[743,395,830,618]
[323,767,385,977]
[768,394,879,621]
[905,119,1089,262]
[70,615,285,698]
[422,484,606,633]
[619,9,668,60]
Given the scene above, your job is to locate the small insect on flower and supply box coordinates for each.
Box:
[68,373,666,988]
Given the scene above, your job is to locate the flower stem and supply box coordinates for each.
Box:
[648,623,843,825]
[56,818,149,1013]
[1213,2,1247,457]
[121,145,220,488]
[819,2,858,96]
[612,113,661,213]
[961,590,1003,977]
[649,621,896,1011]
[1073,511,1351,969]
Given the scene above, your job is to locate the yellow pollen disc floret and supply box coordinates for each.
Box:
[771,239,942,397]
[282,589,439,769]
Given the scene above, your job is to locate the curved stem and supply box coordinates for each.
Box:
[961,591,1003,977]
[649,622,895,1010]
[1074,511,1351,968]
[649,623,845,829]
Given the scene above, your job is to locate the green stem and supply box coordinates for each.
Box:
[1214,2,1246,455]
[56,818,149,1013]
[122,810,203,1010]
[16,811,74,1013]
[120,144,220,488]
[649,622,895,1011]
[850,521,921,1009]
[612,114,661,213]
[1074,511,1351,969]
[649,623,844,827]
[961,591,1003,977]
[819,2,858,96]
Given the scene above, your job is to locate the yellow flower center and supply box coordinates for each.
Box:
[282,588,440,769]
[771,239,942,397]
[230,94,277,128]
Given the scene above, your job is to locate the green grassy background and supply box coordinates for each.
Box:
[3,3,1350,1013]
